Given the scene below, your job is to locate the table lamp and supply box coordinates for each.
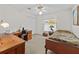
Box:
[1,22,9,33]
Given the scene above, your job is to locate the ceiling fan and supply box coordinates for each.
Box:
[27,4,46,15]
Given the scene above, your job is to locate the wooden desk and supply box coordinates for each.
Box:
[13,32,21,36]
[0,34,25,54]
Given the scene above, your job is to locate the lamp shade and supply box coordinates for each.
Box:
[1,22,9,28]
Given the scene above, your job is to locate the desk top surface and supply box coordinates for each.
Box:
[0,34,25,52]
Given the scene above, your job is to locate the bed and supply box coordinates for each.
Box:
[45,30,79,54]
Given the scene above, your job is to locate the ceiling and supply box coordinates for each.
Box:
[0,4,76,16]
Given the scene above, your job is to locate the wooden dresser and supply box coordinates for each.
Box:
[13,30,32,41]
[0,34,25,54]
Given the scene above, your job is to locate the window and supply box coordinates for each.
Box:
[44,19,56,32]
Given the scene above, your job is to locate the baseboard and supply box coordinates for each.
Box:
[33,33,42,35]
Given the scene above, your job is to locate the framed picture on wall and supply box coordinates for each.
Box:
[73,6,79,25]
[73,8,77,25]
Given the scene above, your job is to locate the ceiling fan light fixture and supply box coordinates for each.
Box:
[27,4,46,15]
[39,11,43,15]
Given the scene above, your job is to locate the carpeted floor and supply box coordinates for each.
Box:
[25,34,54,54]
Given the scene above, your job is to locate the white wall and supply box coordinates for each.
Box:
[35,8,73,34]
[0,5,74,35]
[0,5,36,34]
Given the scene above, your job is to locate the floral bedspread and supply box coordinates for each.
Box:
[49,30,79,45]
